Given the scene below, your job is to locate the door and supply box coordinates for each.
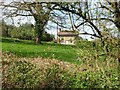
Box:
[66,40,69,44]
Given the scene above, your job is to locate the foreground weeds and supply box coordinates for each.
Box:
[2,51,119,88]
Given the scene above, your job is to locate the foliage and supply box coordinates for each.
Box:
[0,20,15,37]
[18,23,35,40]
[0,21,54,41]
[75,33,120,88]
[0,21,34,39]
[2,54,119,88]
[42,64,71,88]
[4,60,41,88]
[41,31,54,41]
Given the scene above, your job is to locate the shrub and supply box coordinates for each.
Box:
[68,71,119,88]
[2,55,119,88]
[42,64,71,88]
[4,60,42,88]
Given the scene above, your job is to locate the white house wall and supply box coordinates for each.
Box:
[57,36,76,45]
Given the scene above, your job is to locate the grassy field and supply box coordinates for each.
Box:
[1,37,93,64]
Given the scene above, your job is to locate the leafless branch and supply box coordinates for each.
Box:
[90,18,114,23]
[79,32,100,38]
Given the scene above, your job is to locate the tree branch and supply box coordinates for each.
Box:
[99,2,114,13]
[51,2,102,37]
[90,18,114,23]
[74,21,87,29]
[79,32,100,38]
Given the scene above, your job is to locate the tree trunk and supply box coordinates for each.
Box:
[36,36,41,44]
[114,11,120,64]
[35,31,43,44]
[35,20,44,44]
[117,27,120,63]
[35,29,43,44]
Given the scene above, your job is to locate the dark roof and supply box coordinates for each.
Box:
[57,31,79,36]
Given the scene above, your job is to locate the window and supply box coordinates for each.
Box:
[70,39,72,43]
[61,38,64,43]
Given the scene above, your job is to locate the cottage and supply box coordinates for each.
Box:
[57,30,79,45]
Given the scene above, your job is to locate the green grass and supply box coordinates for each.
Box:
[2,37,86,64]
[1,37,117,65]
[1,37,94,64]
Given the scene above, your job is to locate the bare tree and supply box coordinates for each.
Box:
[51,1,120,37]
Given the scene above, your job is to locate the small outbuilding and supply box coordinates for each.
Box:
[57,30,79,45]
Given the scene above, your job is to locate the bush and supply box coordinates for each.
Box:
[43,64,72,88]
[2,59,119,88]
[43,64,119,88]
[41,32,54,42]
[68,71,119,88]
[3,60,42,88]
